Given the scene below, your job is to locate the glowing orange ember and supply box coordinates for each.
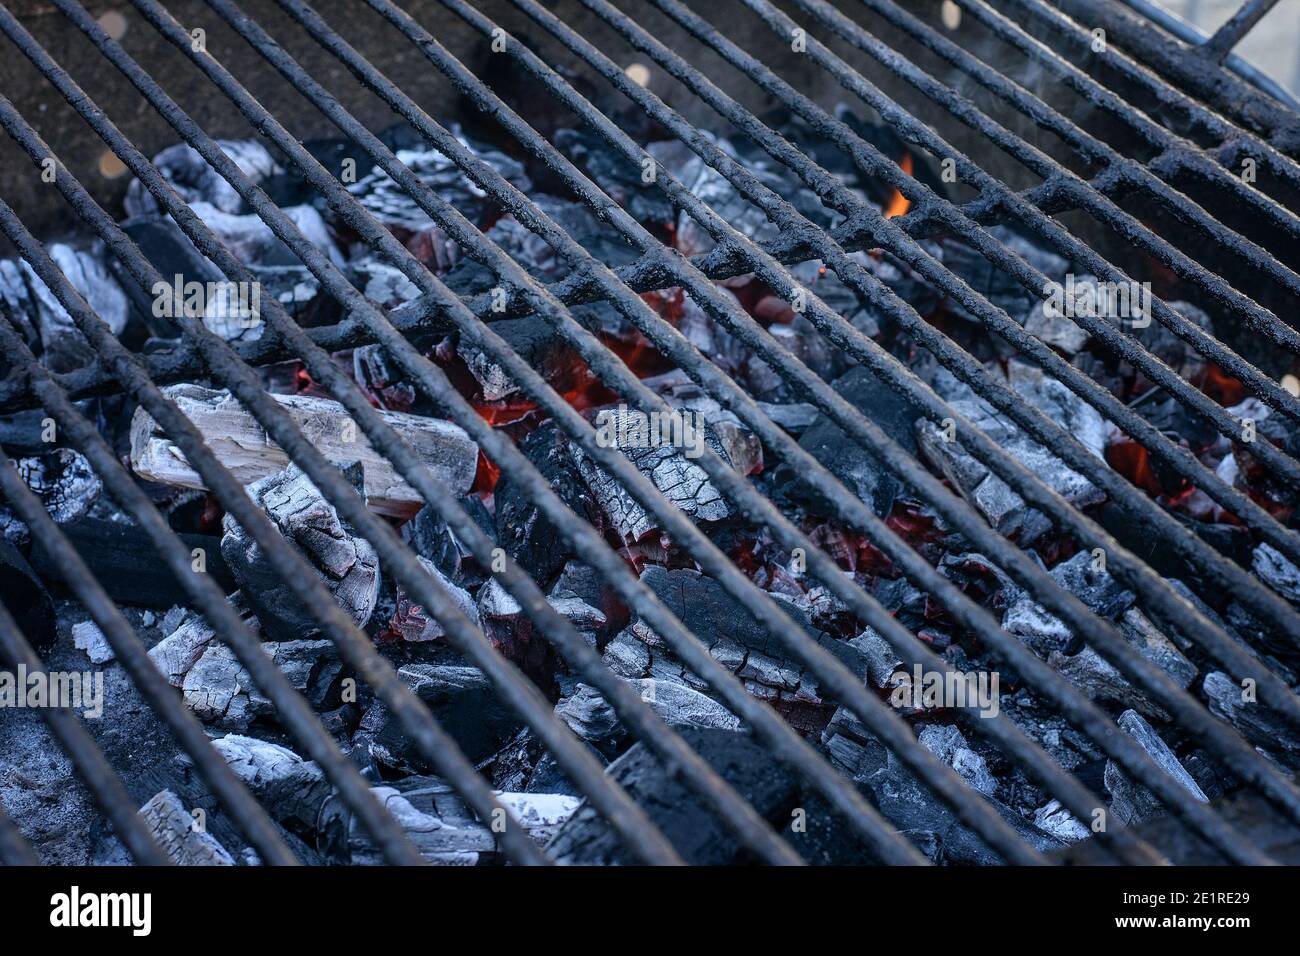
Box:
[883,154,914,219]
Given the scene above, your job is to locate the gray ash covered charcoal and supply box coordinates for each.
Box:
[554,678,740,755]
[1,243,128,372]
[0,448,100,548]
[1103,709,1208,825]
[344,125,530,232]
[569,404,753,542]
[547,726,801,865]
[320,776,578,866]
[220,462,379,642]
[182,639,343,731]
[820,707,1065,863]
[212,734,332,836]
[149,593,258,688]
[483,194,640,283]
[615,566,872,730]
[917,361,1109,545]
[458,315,585,402]
[386,555,479,644]
[1203,671,1300,770]
[1001,549,1135,655]
[125,140,279,219]
[1047,607,1195,720]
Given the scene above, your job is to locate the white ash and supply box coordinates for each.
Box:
[917,361,1109,544]
[149,593,258,688]
[139,790,234,867]
[182,639,341,731]
[1103,709,1207,826]
[125,140,279,218]
[1033,799,1091,843]
[554,679,740,747]
[569,405,740,541]
[220,464,379,642]
[212,734,332,833]
[71,620,114,666]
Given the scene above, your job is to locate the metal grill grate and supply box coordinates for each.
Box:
[0,0,1297,866]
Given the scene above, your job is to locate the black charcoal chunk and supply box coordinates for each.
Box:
[0,539,55,652]
[547,727,800,865]
[1203,671,1300,767]
[1002,550,1135,655]
[789,365,919,518]
[495,424,597,583]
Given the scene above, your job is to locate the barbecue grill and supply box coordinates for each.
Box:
[0,0,1297,867]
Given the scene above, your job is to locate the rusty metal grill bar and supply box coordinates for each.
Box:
[482,0,1300,822]
[1046,0,1300,150]
[274,0,1282,863]
[0,0,1293,866]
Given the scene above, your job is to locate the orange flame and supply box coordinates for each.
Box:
[884,154,913,219]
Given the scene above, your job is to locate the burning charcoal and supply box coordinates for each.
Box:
[387,555,480,644]
[183,639,342,730]
[0,449,100,548]
[149,593,258,688]
[495,424,598,582]
[131,384,478,517]
[0,539,55,652]
[820,708,1064,863]
[918,361,1109,544]
[483,195,639,282]
[848,627,905,689]
[570,406,741,541]
[212,734,332,834]
[138,789,234,866]
[787,365,919,518]
[353,344,416,413]
[1002,550,1135,655]
[458,315,583,401]
[352,257,422,309]
[125,140,279,219]
[548,560,624,644]
[362,663,521,772]
[71,620,114,666]
[917,724,997,798]
[221,464,379,642]
[548,727,802,865]
[319,776,578,865]
[344,126,530,231]
[939,226,1068,328]
[624,568,871,730]
[1203,671,1300,768]
[756,401,820,434]
[1103,709,1208,826]
[1033,799,1091,843]
[1046,607,1195,719]
[556,127,676,226]
[554,679,740,751]
[1253,543,1300,604]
